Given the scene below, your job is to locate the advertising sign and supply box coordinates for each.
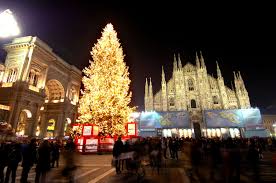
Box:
[159,111,190,128]
[139,111,190,130]
[47,119,55,131]
[204,108,262,128]
[127,123,136,136]
[93,126,99,136]
[83,125,92,136]
[85,139,98,152]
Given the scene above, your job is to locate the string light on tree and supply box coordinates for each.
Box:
[78,23,134,137]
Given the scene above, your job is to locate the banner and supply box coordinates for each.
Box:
[204,108,262,128]
[139,111,189,130]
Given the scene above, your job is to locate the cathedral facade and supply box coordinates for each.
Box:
[144,52,251,133]
[0,36,82,138]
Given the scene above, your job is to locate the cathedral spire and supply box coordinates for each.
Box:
[196,51,200,68]
[216,61,222,78]
[200,51,206,68]
[145,78,148,97]
[178,53,182,69]
[233,71,237,80]
[173,53,177,71]
[238,71,244,83]
[149,77,153,97]
[231,81,234,90]
[162,66,166,83]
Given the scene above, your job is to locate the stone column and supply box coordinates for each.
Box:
[29,104,41,137]
[56,112,65,138]
[9,101,21,129]
[40,112,48,138]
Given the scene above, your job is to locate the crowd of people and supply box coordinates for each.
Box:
[0,137,76,183]
[113,136,276,182]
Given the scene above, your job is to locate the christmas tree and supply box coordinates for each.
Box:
[78,23,134,137]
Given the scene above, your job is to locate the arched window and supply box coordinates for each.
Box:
[7,68,18,82]
[188,79,194,91]
[213,96,219,104]
[169,97,174,106]
[27,69,40,87]
[191,99,197,108]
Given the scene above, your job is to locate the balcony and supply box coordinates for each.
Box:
[28,85,40,92]
[1,82,13,88]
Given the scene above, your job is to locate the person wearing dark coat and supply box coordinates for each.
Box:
[0,142,9,183]
[51,141,60,168]
[113,136,124,174]
[20,138,37,183]
[35,140,51,183]
[5,143,22,183]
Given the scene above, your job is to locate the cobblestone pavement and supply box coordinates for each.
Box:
[3,151,276,183]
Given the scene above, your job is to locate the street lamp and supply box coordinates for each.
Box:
[0,9,20,38]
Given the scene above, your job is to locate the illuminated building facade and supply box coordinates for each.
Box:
[0,36,82,138]
[143,52,254,138]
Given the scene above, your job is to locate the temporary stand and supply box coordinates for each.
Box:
[72,121,139,154]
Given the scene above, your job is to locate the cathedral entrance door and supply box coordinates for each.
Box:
[193,122,201,139]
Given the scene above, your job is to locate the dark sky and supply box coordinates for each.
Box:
[0,1,275,111]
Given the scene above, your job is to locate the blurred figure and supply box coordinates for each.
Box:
[51,141,60,168]
[113,136,124,174]
[247,140,260,182]
[209,139,221,181]
[62,138,76,183]
[5,143,22,183]
[0,141,9,183]
[35,140,51,183]
[161,137,167,159]
[20,138,37,183]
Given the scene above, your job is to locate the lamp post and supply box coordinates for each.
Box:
[0,9,20,38]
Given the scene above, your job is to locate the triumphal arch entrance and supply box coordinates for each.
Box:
[0,36,82,138]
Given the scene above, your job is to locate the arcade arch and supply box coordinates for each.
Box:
[45,79,65,102]
[16,109,32,136]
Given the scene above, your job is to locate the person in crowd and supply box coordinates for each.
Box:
[190,140,201,180]
[113,136,124,174]
[150,141,162,174]
[161,137,167,159]
[168,138,174,159]
[51,141,61,168]
[5,142,22,183]
[247,139,260,182]
[62,138,77,183]
[172,138,179,160]
[0,141,9,183]
[35,140,51,183]
[20,138,37,183]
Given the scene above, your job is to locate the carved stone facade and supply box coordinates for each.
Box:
[0,36,82,138]
[144,52,251,130]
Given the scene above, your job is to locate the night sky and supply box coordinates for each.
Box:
[0,1,275,112]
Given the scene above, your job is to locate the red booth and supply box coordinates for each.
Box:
[72,122,138,153]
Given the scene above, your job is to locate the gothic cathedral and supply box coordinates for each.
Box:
[144,52,251,113]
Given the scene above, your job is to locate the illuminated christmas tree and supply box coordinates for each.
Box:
[78,23,134,137]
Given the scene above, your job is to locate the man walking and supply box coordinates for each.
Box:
[113,136,124,174]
